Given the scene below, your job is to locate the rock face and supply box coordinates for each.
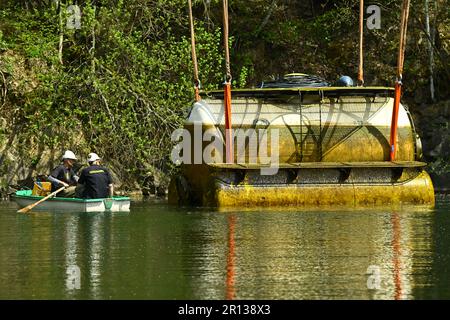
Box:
[0,134,76,196]
[0,48,171,199]
[413,100,450,192]
[0,129,169,198]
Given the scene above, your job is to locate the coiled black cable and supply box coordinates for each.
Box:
[259,73,330,88]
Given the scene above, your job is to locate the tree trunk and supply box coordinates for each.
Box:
[58,0,64,65]
[255,0,277,36]
[91,6,96,73]
[424,0,435,101]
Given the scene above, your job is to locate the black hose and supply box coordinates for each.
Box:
[259,74,330,88]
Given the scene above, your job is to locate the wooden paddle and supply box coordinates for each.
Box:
[17,186,65,214]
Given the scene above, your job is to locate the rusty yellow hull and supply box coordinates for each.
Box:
[169,87,435,208]
[169,163,435,208]
[213,172,434,208]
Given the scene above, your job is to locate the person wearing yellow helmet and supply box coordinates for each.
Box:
[47,150,79,197]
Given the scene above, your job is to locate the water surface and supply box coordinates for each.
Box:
[0,198,449,299]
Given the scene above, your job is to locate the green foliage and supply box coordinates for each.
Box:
[0,0,226,187]
[0,0,449,188]
[0,31,7,50]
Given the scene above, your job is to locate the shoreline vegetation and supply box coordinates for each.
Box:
[1,1,449,198]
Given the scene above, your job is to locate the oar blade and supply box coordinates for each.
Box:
[17,206,31,214]
[16,186,65,214]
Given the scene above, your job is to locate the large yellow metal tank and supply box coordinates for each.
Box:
[169,87,435,208]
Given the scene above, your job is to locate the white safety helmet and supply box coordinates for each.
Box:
[87,152,101,163]
[62,150,77,160]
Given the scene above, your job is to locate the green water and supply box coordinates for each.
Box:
[0,198,449,300]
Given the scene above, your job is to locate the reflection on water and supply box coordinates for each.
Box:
[0,199,449,299]
[226,215,236,300]
[65,215,79,291]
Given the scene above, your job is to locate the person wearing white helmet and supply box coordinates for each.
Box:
[48,150,79,197]
[77,152,114,199]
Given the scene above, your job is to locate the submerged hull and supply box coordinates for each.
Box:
[13,190,131,212]
[169,162,435,208]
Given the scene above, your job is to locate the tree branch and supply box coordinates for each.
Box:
[255,0,277,36]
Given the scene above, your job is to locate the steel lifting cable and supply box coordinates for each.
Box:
[389,0,411,161]
[319,90,324,161]
[223,0,233,163]
[398,0,410,78]
[223,0,232,83]
[298,90,303,162]
[358,0,364,86]
[188,0,201,101]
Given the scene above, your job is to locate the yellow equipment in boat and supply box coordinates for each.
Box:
[32,181,52,196]
[168,87,435,208]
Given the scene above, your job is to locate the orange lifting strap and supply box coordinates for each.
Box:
[188,0,201,101]
[358,0,364,86]
[223,0,233,163]
[389,0,411,161]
